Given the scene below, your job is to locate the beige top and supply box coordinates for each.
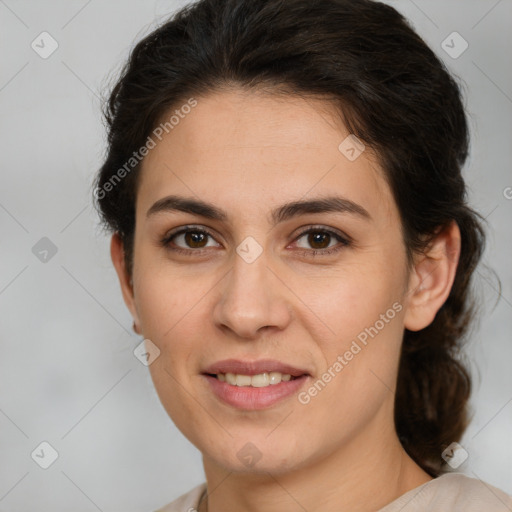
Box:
[155,473,512,511]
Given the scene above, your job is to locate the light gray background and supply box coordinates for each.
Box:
[0,1,511,510]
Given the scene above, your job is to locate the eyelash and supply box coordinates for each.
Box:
[160,225,351,258]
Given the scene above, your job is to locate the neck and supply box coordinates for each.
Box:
[200,405,432,512]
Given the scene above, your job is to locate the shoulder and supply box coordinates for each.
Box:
[380,472,512,512]
[154,482,207,512]
[153,475,512,512]
[428,473,512,510]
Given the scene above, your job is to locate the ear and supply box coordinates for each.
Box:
[110,233,141,333]
[404,221,461,332]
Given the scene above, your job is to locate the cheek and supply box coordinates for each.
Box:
[293,260,406,405]
[295,293,404,449]
[134,269,208,439]
[290,261,405,347]
[134,260,210,340]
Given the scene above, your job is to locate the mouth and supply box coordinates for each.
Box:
[201,359,311,410]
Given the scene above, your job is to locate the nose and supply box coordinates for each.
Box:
[212,248,293,339]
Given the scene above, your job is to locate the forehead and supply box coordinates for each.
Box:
[136,89,398,226]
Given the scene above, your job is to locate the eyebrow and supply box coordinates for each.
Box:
[146,194,371,224]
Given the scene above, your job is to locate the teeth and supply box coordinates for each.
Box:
[219,372,294,387]
[225,373,237,385]
[236,374,252,386]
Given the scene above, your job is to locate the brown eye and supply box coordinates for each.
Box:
[162,226,220,253]
[307,232,331,249]
[293,227,351,256]
[184,231,209,248]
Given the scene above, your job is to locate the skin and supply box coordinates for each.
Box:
[111,88,461,512]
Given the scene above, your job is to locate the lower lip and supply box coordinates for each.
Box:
[203,374,309,410]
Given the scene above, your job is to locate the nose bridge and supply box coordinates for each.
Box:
[213,242,291,338]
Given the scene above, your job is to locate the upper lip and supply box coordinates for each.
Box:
[203,359,310,377]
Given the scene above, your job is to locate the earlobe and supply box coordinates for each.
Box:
[110,233,141,330]
[404,222,461,332]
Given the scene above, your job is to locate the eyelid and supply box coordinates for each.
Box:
[161,223,352,254]
[161,224,221,247]
[292,224,352,244]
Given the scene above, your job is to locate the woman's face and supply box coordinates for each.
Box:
[123,89,415,473]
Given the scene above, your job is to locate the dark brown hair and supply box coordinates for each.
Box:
[94,0,485,476]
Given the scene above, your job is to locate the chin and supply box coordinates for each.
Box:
[200,433,312,475]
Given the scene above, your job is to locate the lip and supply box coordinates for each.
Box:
[201,359,311,410]
[203,374,309,410]
[202,358,311,377]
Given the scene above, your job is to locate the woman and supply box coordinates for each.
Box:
[94,0,512,510]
